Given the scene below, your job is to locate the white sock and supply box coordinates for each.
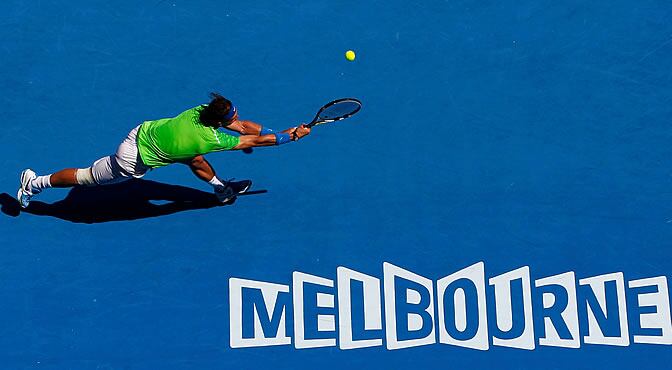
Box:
[208,176,225,190]
[30,174,52,194]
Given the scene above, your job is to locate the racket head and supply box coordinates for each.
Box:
[307,98,362,127]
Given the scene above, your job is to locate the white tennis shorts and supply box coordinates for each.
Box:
[91,125,151,185]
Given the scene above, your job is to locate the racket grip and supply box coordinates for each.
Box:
[290,124,308,140]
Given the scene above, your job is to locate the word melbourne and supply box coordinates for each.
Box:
[229,262,671,350]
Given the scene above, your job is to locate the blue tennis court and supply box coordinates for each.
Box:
[1,1,671,369]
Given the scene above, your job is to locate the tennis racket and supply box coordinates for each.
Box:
[304,98,362,128]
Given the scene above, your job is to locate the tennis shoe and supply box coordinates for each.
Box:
[215,185,236,204]
[214,179,252,204]
[17,168,37,208]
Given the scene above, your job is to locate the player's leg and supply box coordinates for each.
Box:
[188,155,217,183]
[49,169,78,187]
[188,155,235,202]
[32,168,85,188]
[18,166,99,208]
[20,168,78,193]
[18,125,151,208]
[17,156,126,208]
[187,155,251,203]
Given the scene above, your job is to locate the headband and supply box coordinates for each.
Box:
[222,105,237,121]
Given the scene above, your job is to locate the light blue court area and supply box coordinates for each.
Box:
[1,1,672,369]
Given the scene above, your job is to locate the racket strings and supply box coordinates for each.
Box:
[317,100,362,123]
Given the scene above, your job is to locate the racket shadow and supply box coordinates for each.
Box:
[0,179,267,224]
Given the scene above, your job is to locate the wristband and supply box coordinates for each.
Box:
[274,133,291,145]
[260,127,274,135]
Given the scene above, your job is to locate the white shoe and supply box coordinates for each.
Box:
[17,168,37,208]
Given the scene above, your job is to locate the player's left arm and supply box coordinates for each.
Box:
[224,119,264,135]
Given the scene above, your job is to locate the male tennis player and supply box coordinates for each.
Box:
[16,93,311,208]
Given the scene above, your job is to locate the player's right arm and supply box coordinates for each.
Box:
[233,126,310,150]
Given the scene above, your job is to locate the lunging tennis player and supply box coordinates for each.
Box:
[17,93,311,208]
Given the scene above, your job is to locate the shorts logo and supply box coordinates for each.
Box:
[228,262,672,350]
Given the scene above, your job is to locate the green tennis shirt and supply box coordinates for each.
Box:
[136,106,240,168]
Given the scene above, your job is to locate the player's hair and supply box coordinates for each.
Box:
[199,92,232,127]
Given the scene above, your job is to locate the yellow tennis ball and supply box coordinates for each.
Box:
[345,50,356,61]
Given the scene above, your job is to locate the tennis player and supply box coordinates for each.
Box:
[17,93,311,208]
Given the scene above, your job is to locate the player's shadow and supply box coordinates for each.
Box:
[0,179,265,224]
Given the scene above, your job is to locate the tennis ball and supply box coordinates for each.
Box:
[345,50,356,61]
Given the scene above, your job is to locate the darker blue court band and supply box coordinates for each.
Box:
[274,133,291,145]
